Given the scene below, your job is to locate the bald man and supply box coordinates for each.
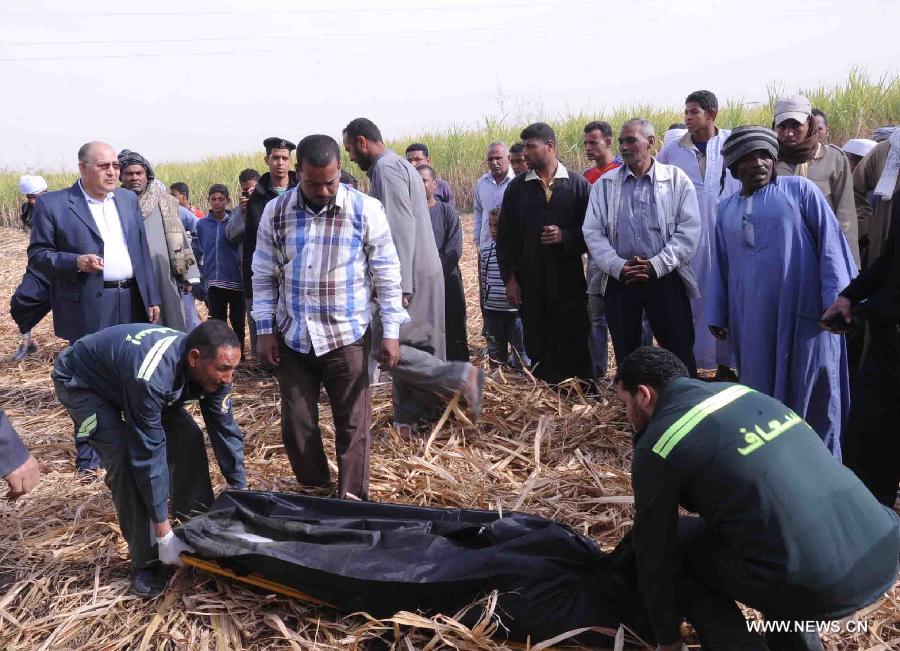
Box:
[28,140,160,471]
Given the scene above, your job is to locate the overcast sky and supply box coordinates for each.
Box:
[1,0,897,171]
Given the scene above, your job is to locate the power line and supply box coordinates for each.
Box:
[0,34,530,62]
[1,11,577,48]
[0,2,565,19]
[0,18,595,63]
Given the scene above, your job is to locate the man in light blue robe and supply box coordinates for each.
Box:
[658,90,741,374]
[707,126,857,457]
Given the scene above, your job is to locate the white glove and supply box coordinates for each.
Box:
[156,531,195,566]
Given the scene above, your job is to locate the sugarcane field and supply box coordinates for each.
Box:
[2,2,900,649]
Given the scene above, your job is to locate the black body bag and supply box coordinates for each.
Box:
[178,490,652,645]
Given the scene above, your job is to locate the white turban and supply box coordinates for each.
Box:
[18,174,48,195]
[664,128,688,146]
[841,139,877,158]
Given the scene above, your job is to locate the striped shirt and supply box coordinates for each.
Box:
[479,241,517,312]
[251,183,408,356]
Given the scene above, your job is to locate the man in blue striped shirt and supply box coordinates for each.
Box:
[252,134,407,500]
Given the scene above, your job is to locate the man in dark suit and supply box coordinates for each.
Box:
[28,140,160,471]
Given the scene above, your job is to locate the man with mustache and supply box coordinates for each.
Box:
[583,118,701,376]
[707,126,857,457]
[28,141,161,472]
[119,149,199,332]
[51,320,246,598]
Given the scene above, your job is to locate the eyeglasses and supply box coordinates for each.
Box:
[86,161,121,171]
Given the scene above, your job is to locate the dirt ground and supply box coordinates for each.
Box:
[0,220,897,649]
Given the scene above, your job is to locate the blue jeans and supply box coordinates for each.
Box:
[484,310,529,368]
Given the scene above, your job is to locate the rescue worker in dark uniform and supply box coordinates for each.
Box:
[51,320,246,598]
[615,347,899,651]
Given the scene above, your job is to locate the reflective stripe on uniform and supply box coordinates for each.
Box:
[76,413,97,439]
[652,385,754,459]
[136,335,179,381]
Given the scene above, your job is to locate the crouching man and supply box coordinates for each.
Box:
[52,320,246,598]
[616,346,899,650]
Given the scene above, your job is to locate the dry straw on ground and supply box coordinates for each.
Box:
[0,222,897,649]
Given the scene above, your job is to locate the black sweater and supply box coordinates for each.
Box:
[841,190,900,320]
[242,171,298,298]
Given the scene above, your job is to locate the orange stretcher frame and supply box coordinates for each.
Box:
[181,553,337,608]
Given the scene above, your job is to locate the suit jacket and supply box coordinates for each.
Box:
[27,182,160,342]
[0,410,30,479]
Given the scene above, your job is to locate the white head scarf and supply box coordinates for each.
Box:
[841,139,877,158]
[874,130,900,199]
[664,128,688,147]
[17,174,48,195]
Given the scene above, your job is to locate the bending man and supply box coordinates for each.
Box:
[52,320,246,598]
[618,346,899,650]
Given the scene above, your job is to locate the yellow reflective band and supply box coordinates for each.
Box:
[136,335,179,381]
[652,385,754,458]
[124,327,176,346]
[77,413,97,439]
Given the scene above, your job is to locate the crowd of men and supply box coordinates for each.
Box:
[3,92,900,649]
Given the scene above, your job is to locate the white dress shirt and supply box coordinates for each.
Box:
[78,181,134,282]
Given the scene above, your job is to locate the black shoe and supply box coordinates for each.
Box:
[131,566,167,599]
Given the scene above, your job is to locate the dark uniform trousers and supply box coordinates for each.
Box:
[276,332,372,500]
[673,516,898,651]
[604,273,697,376]
[74,283,149,472]
[54,380,214,569]
[842,315,900,505]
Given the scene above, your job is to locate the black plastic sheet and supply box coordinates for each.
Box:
[178,490,651,645]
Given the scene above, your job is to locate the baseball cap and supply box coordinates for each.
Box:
[774,94,812,126]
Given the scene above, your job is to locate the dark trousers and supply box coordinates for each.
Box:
[74,283,149,471]
[276,333,372,500]
[842,316,900,506]
[588,293,654,379]
[246,312,258,356]
[445,272,470,362]
[604,273,697,376]
[674,517,830,651]
[54,381,214,568]
[207,286,246,351]
[10,267,51,334]
[483,309,528,368]
[100,282,148,330]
